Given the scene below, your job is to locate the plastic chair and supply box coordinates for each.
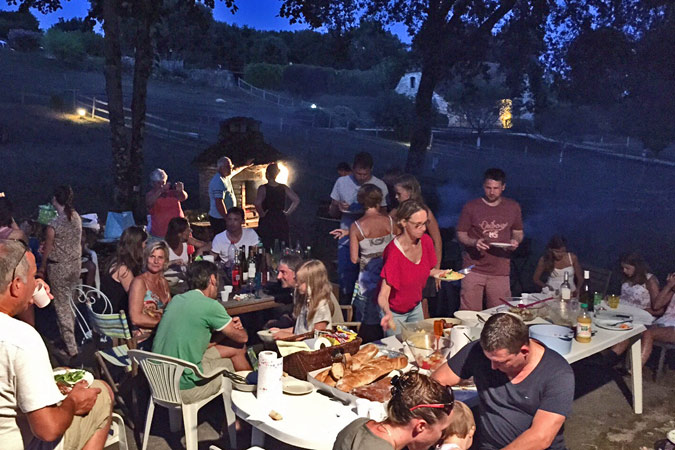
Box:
[128,349,237,450]
[654,342,675,381]
[106,412,129,450]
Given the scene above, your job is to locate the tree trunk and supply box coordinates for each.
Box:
[406,65,438,174]
[102,0,131,211]
[129,2,154,222]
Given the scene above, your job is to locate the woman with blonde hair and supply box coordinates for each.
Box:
[128,240,172,347]
[271,259,335,339]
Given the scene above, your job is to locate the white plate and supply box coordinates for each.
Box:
[53,368,94,387]
[282,378,314,395]
[233,370,256,392]
[489,242,512,248]
[594,318,634,331]
[667,429,675,444]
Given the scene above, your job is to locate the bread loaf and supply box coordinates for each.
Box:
[314,368,331,383]
[350,344,378,370]
[336,356,408,392]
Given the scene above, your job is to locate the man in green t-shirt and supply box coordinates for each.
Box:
[153,260,249,403]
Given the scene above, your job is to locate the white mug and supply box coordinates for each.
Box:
[33,282,51,308]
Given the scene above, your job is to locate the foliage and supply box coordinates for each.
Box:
[243,63,286,90]
[370,92,415,140]
[0,10,39,39]
[250,35,289,65]
[51,17,95,32]
[43,29,86,63]
[7,29,42,52]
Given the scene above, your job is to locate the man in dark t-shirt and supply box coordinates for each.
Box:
[456,168,523,310]
[433,314,574,450]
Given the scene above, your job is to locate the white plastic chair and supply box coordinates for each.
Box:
[105,412,128,450]
[128,349,237,450]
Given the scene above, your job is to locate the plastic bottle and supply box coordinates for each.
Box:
[575,304,592,343]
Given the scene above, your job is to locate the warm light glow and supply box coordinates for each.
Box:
[499,99,512,129]
[77,108,86,117]
[310,103,318,109]
[276,162,290,185]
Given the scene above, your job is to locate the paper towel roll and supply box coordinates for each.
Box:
[313,337,332,350]
[256,351,283,412]
[450,325,472,358]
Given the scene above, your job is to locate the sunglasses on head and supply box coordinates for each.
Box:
[409,400,454,415]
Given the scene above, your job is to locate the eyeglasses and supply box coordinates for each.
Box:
[406,220,428,230]
[7,241,28,284]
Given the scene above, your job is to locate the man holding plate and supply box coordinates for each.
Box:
[456,168,524,310]
[0,239,113,450]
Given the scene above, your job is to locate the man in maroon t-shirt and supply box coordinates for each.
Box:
[456,168,524,310]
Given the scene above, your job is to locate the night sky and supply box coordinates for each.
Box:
[1,0,410,41]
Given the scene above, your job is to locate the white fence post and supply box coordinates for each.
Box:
[91,97,96,118]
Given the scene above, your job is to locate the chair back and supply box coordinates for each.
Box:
[87,304,133,341]
[584,265,613,298]
[128,350,202,406]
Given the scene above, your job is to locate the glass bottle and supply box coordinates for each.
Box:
[575,304,592,343]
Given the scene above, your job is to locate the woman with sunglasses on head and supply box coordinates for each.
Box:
[378,200,449,336]
[334,371,454,450]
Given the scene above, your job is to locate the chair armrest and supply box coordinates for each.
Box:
[340,305,354,322]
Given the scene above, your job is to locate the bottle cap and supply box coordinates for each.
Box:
[580,303,588,308]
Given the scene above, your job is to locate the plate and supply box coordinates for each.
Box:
[489,242,512,248]
[667,429,675,444]
[594,318,634,331]
[232,370,256,392]
[53,368,94,387]
[434,271,465,282]
[282,378,314,395]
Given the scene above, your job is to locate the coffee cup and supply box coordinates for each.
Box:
[221,285,233,303]
[33,283,51,308]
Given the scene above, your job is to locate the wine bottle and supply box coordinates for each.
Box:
[560,272,571,301]
[580,270,593,313]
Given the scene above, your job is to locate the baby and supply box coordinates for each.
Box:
[439,401,475,450]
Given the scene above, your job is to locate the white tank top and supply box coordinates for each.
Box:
[168,242,189,265]
[546,253,576,292]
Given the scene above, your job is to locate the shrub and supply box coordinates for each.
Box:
[282,64,335,96]
[0,11,39,39]
[43,29,85,63]
[370,92,415,141]
[243,63,286,91]
[7,29,42,52]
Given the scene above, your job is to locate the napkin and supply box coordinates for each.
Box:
[450,325,472,358]
[255,351,283,416]
[276,340,311,357]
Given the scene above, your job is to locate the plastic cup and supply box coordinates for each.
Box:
[355,398,370,417]
[203,255,215,262]
[33,283,51,308]
[607,295,620,309]
[221,286,233,302]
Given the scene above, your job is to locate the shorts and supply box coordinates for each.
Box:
[62,380,113,450]
[180,347,234,404]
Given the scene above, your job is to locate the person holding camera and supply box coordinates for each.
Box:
[146,168,187,239]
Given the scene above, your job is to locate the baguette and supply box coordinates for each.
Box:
[351,344,378,370]
[331,362,345,380]
[314,368,331,384]
[337,356,408,392]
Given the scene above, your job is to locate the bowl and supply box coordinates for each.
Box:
[529,324,574,356]
[405,333,451,370]
[232,370,256,392]
[453,310,488,327]
[257,329,276,345]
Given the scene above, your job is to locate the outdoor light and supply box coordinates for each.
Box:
[77,108,86,117]
[310,103,318,109]
[276,162,290,185]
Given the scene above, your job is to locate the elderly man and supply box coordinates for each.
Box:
[329,152,388,303]
[145,168,187,239]
[433,314,574,450]
[153,260,250,403]
[0,239,113,450]
[208,157,250,235]
[456,168,524,310]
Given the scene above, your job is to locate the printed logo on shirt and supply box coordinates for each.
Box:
[480,220,508,239]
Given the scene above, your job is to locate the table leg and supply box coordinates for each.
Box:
[251,427,266,447]
[629,337,643,414]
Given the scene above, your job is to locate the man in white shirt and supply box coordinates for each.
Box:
[211,207,260,263]
[0,239,113,450]
[329,152,388,303]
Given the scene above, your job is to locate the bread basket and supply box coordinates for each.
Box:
[280,332,362,380]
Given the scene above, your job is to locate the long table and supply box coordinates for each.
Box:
[220,294,282,316]
[230,302,651,448]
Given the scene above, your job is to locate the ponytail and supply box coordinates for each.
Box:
[54,185,75,221]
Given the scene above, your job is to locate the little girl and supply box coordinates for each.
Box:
[271,259,335,339]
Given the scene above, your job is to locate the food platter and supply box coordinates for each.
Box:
[489,242,512,248]
[594,317,634,331]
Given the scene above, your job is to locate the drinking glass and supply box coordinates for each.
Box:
[607,294,620,309]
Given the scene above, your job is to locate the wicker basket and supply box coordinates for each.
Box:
[281,333,362,380]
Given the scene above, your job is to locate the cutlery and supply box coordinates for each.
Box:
[459,265,475,275]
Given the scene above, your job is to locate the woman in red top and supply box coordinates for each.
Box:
[146,168,187,238]
[378,200,448,336]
